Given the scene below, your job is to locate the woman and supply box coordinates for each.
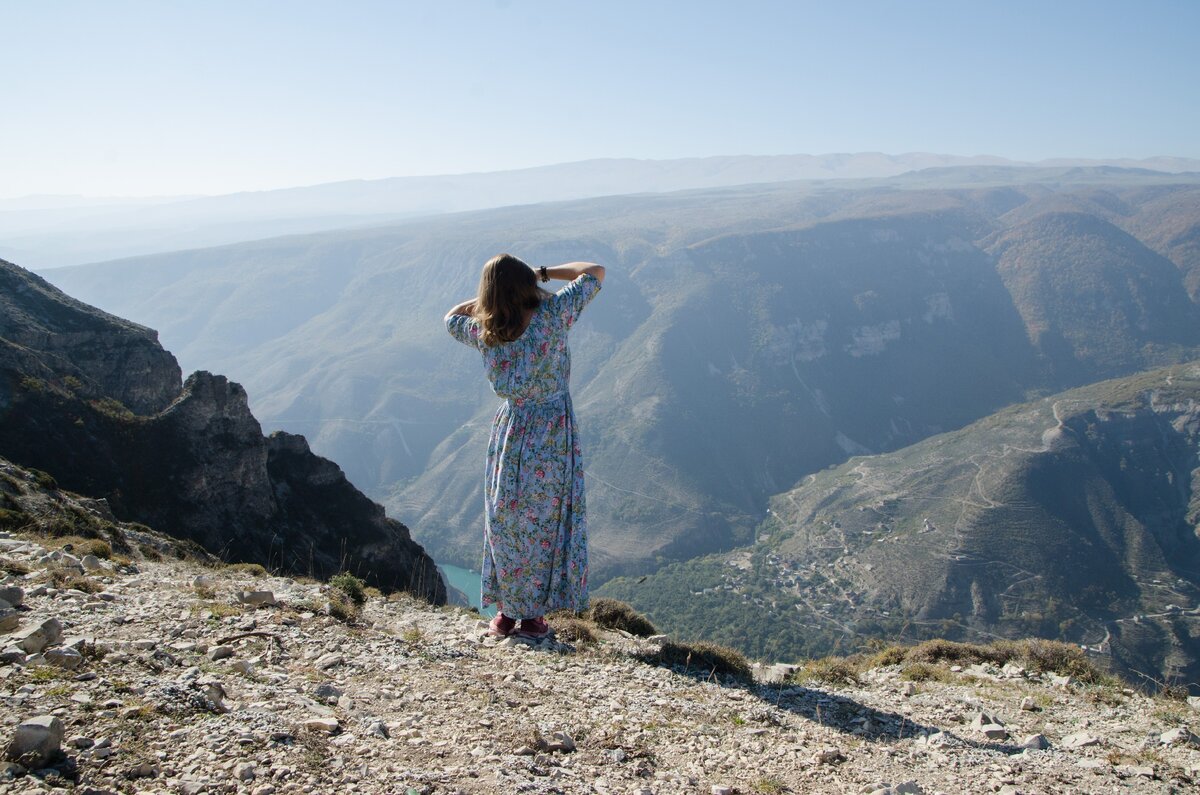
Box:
[445,254,605,638]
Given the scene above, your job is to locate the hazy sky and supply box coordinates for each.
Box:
[3,0,1197,198]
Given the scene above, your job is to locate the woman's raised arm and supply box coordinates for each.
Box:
[543,261,605,284]
[444,298,477,322]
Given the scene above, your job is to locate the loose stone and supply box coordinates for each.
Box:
[239,590,277,607]
[1060,731,1100,749]
[1020,733,1050,750]
[1159,727,1199,746]
[208,645,234,661]
[304,718,340,734]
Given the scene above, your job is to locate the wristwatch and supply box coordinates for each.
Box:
[538,266,549,283]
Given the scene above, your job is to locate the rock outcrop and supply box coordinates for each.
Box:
[0,258,443,602]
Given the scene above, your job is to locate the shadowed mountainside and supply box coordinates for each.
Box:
[0,259,444,602]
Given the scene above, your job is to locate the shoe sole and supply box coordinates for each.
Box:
[515,627,552,640]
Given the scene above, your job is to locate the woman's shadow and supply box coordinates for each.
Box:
[643,652,1029,755]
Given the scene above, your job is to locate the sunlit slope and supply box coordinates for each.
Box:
[600,362,1200,685]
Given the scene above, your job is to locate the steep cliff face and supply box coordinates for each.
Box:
[0,260,181,415]
[0,258,444,603]
[265,431,444,596]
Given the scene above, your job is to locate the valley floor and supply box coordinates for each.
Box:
[2,532,1200,794]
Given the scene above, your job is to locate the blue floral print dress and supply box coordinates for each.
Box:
[446,274,601,619]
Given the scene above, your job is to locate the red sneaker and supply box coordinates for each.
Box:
[488,613,516,637]
[517,617,551,639]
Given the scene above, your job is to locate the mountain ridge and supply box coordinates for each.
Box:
[8,157,1200,268]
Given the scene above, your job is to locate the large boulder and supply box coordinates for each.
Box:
[4,715,64,768]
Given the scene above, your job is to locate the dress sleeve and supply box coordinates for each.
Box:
[445,313,482,348]
[548,273,602,329]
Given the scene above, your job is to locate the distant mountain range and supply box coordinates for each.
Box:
[41,167,1200,586]
[6,153,1199,268]
[599,363,1200,688]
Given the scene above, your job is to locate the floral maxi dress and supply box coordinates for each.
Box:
[446,274,601,619]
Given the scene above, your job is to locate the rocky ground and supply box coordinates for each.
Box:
[3,530,1200,795]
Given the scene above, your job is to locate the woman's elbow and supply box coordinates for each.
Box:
[586,264,606,283]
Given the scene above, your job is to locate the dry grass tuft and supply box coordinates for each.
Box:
[0,556,31,575]
[324,591,361,624]
[654,640,753,682]
[548,614,598,645]
[785,636,1113,691]
[869,645,907,667]
[40,563,103,593]
[900,662,952,683]
[905,639,1006,666]
[795,656,862,686]
[225,562,268,578]
[138,543,163,561]
[587,598,658,637]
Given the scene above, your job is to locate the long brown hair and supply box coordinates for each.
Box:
[475,253,549,347]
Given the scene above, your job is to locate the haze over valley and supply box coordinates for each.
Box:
[35,164,1200,681]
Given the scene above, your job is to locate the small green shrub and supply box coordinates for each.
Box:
[329,572,367,606]
[654,640,752,681]
[588,597,658,637]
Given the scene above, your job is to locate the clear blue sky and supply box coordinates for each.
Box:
[3,0,1197,198]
